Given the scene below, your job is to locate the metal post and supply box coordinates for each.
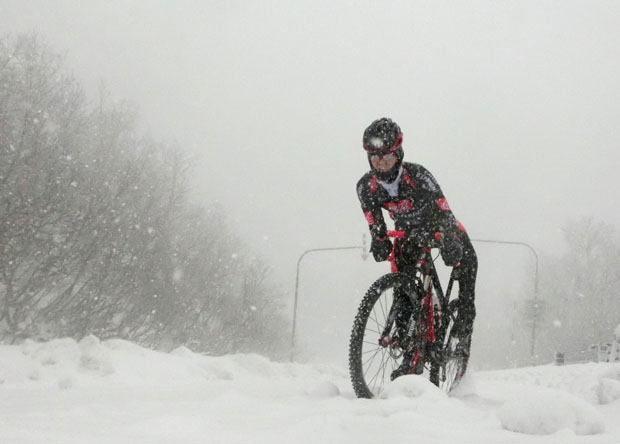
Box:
[290,246,364,362]
[471,238,539,364]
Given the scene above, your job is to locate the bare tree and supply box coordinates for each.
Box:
[537,218,620,359]
[0,34,290,359]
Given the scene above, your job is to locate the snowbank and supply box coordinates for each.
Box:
[497,388,605,435]
[0,335,344,394]
[1,337,619,444]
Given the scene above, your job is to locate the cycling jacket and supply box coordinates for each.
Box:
[356,162,467,242]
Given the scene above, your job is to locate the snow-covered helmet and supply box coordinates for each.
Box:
[363,117,404,182]
[363,118,403,155]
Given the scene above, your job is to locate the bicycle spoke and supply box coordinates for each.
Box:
[378,348,391,393]
[378,292,389,322]
[368,347,391,393]
[366,313,385,330]
[367,352,383,389]
[371,305,384,337]
[363,325,382,336]
[362,345,382,372]
[364,288,398,394]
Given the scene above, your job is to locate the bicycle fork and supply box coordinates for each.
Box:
[378,304,398,347]
[405,275,441,375]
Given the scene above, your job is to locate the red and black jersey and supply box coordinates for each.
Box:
[356,162,467,240]
[358,162,478,338]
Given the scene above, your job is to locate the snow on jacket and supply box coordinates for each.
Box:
[356,162,467,241]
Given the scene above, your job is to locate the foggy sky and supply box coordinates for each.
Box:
[2,1,620,364]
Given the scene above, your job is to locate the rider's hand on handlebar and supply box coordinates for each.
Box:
[440,233,463,267]
[370,236,392,262]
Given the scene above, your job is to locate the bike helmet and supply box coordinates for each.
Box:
[363,117,404,182]
[363,118,403,155]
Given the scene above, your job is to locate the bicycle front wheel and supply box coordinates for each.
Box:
[348,272,420,398]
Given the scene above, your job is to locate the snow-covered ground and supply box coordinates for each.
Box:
[1,336,620,444]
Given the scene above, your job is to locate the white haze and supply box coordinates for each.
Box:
[1,1,619,367]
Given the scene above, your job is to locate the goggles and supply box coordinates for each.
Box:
[369,152,397,163]
[363,132,403,155]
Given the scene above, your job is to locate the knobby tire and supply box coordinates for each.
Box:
[349,273,470,398]
[348,273,419,399]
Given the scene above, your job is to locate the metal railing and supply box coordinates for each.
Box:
[290,245,365,362]
[290,235,540,363]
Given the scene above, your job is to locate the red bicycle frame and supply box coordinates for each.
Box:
[384,229,443,375]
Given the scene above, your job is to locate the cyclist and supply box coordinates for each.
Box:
[356,117,478,380]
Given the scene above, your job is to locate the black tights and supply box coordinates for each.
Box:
[393,233,478,336]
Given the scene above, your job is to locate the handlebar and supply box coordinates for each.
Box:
[386,229,444,248]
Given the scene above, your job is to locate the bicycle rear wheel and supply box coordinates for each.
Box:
[348,273,420,398]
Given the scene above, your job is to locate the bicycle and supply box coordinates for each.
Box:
[348,230,470,398]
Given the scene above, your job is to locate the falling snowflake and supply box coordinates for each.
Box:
[173,268,184,282]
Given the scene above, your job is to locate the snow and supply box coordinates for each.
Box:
[497,389,604,435]
[1,337,620,443]
[369,136,384,148]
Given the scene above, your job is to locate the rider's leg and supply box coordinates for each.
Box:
[393,290,413,335]
[391,247,420,380]
[453,234,478,340]
[392,240,420,333]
